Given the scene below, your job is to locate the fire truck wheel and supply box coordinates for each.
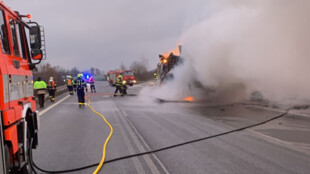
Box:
[4,145,10,173]
[21,130,33,174]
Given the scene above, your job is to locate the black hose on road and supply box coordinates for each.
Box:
[31,109,289,173]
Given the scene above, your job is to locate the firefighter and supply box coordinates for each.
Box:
[67,76,74,95]
[47,77,57,102]
[154,72,158,80]
[83,75,88,93]
[34,77,47,108]
[73,73,86,107]
[89,76,96,93]
[121,80,128,96]
[114,74,123,97]
[73,77,77,93]
[84,80,88,93]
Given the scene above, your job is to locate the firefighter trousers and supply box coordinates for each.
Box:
[48,89,56,101]
[77,89,85,105]
[38,94,45,108]
[90,84,96,93]
[114,86,122,96]
[121,85,127,95]
[67,86,73,95]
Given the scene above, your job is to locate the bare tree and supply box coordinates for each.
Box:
[120,62,126,70]
[130,58,152,81]
[33,63,66,85]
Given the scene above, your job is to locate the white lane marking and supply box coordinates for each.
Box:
[248,129,292,145]
[248,129,310,156]
[39,95,70,117]
[113,101,168,174]
[125,110,170,174]
[109,100,145,174]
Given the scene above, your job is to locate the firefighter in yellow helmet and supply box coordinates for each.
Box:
[154,72,158,80]
[73,73,86,107]
[114,74,123,97]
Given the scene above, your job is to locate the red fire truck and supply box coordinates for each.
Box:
[107,70,136,86]
[0,2,45,173]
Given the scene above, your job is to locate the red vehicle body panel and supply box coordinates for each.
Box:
[107,70,136,86]
[0,2,39,171]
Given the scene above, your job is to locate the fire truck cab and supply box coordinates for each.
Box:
[0,2,45,173]
[122,70,136,86]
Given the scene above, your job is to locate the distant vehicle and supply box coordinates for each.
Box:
[157,45,182,83]
[107,70,136,86]
[0,1,45,173]
[122,70,136,86]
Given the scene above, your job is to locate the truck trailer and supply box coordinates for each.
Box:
[157,45,182,83]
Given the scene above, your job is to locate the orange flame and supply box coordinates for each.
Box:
[183,96,194,102]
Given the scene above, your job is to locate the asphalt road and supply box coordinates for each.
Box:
[33,81,310,174]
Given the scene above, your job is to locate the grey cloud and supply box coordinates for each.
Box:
[6,0,208,71]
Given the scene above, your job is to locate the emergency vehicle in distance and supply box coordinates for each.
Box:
[107,70,136,86]
[0,1,45,173]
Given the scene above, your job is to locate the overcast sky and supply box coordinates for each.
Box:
[5,0,212,72]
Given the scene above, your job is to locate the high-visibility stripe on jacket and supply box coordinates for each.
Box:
[73,78,86,90]
[34,80,47,89]
[115,77,122,86]
[48,81,56,87]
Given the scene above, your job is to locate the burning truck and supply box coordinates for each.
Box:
[157,45,182,83]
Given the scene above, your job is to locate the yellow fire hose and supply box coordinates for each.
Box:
[87,94,114,174]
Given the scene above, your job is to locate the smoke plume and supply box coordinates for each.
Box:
[145,0,310,106]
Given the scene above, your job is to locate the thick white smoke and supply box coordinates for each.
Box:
[143,0,310,106]
[179,0,310,106]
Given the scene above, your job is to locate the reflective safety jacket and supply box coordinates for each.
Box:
[89,78,95,84]
[73,78,86,90]
[48,80,56,90]
[34,80,47,90]
[67,79,73,86]
[115,77,122,86]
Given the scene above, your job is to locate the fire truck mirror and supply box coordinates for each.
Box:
[29,26,42,59]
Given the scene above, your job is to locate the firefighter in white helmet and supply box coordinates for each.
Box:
[47,77,57,102]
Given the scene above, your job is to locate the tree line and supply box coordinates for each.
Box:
[33,64,104,86]
[129,58,155,81]
[33,58,155,86]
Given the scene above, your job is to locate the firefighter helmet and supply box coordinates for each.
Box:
[77,73,83,78]
[118,74,122,78]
